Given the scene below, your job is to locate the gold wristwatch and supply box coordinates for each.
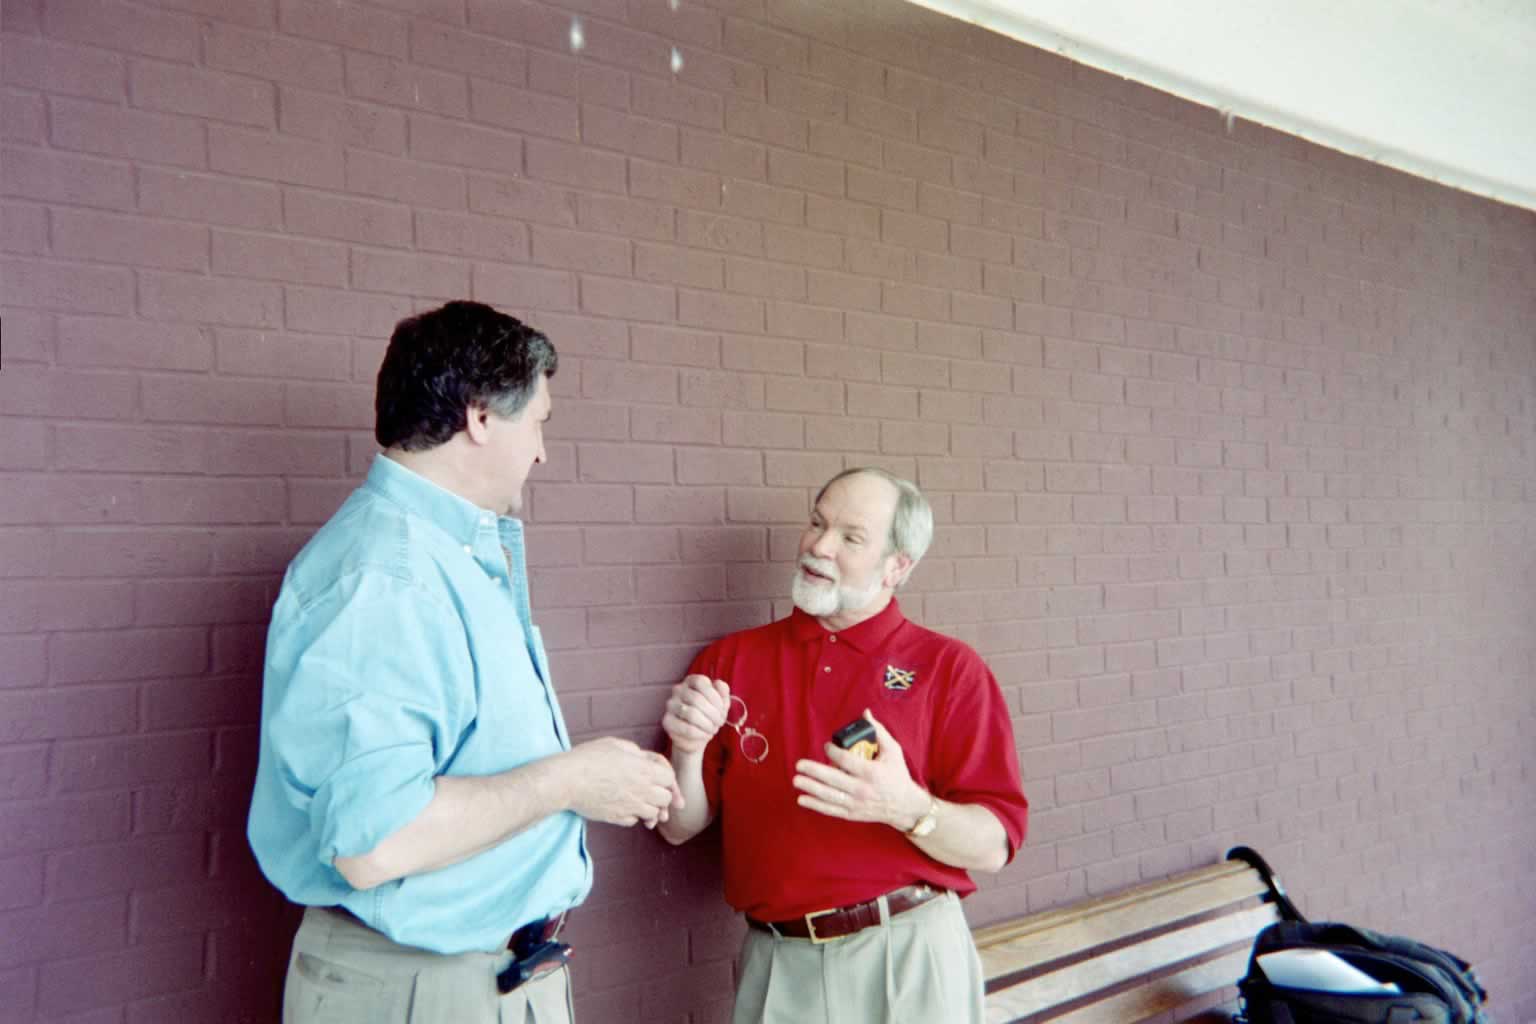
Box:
[904,793,938,838]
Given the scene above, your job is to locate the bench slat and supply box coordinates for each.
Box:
[989,947,1252,1024]
[983,903,1276,1021]
[976,862,1268,974]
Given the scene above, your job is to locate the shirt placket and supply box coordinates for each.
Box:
[467,517,541,676]
[499,520,571,749]
[815,631,848,685]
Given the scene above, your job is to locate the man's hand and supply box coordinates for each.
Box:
[792,709,930,830]
[661,674,731,756]
[655,674,729,846]
[561,737,681,829]
[332,738,682,889]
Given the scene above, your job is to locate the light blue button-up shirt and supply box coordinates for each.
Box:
[248,455,590,955]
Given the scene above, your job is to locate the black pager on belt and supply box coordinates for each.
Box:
[497,939,571,995]
[833,718,878,759]
[497,917,572,995]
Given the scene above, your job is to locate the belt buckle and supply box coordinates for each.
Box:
[804,906,837,944]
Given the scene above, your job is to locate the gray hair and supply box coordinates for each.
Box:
[483,331,558,421]
[814,467,933,582]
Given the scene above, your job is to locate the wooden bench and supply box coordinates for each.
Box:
[976,847,1298,1024]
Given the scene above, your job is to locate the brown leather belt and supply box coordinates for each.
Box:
[746,884,944,943]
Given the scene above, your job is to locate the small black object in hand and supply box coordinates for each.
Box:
[832,718,878,759]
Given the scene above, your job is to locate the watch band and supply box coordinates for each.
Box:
[904,793,938,838]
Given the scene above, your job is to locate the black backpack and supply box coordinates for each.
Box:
[1228,848,1493,1024]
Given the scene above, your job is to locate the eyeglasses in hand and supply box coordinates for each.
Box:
[726,695,769,764]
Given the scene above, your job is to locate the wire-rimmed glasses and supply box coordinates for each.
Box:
[725,695,769,764]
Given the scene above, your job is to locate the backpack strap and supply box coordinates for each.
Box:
[1227,846,1307,923]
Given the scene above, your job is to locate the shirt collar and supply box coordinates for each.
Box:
[786,597,906,653]
[363,453,511,548]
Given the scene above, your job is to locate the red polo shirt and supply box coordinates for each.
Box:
[691,599,1029,922]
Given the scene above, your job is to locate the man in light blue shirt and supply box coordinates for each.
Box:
[249,301,680,1023]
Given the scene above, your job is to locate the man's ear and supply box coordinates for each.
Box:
[464,403,492,445]
[883,552,914,590]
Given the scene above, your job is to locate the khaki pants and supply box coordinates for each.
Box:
[733,891,984,1024]
[283,907,574,1024]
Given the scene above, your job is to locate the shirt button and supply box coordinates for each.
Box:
[829,635,837,643]
[823,666,831,673]
[463,545,473,555]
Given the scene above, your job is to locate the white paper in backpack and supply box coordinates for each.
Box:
[1257,949,1402,994]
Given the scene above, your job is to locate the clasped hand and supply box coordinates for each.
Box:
[661,673,732,755]
[564,736,682,830]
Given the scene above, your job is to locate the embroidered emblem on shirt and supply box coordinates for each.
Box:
[883,665,916,691]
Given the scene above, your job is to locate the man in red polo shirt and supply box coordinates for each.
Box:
[658,467,1029,1024]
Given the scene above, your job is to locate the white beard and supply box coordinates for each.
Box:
[790,556,883,618]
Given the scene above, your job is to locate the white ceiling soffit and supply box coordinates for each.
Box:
[907,0,1536,213]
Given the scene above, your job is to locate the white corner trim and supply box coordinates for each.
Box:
[906,0,1536,213]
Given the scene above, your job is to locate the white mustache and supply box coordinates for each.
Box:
[798,555,838,583]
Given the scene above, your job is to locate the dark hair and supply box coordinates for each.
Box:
[375,301,558,451]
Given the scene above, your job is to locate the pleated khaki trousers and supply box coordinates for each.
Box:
[733,891,985,1024]
[282,906,573,1024]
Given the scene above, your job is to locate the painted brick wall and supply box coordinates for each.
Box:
[3,0,1536,1020]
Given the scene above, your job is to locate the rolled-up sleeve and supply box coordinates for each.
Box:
[267,572,472,865]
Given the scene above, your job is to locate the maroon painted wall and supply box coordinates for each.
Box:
[3,0,1535,1020]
